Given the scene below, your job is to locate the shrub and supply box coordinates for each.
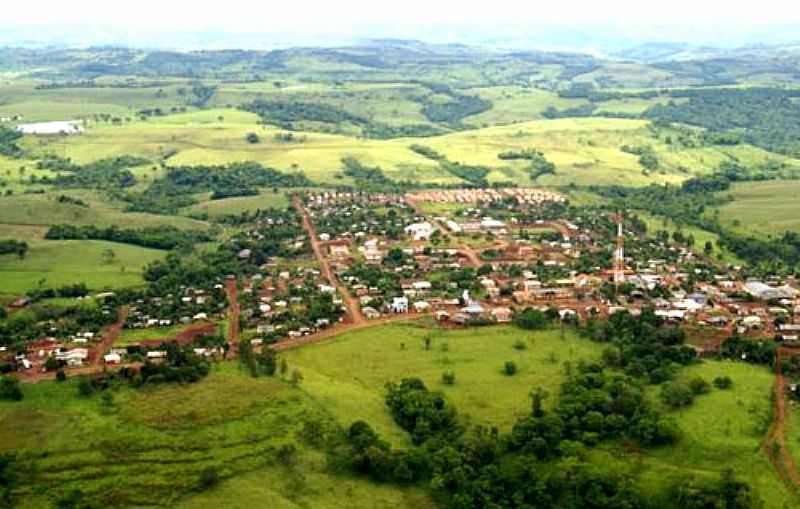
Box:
[689,377,710,395]
[504,361,518,376]
[713,376,733,389]
[513,339,528,350]
[55,370,67,382]
[198,466,220,489]
[0,377,22,401]
[441,371,456,385]
[660,381,694,409]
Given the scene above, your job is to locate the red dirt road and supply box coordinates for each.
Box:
[225,277,241,358]
[764,348,800,488]
[293,196,364,324]
[89,306,129,366]
[270,312,429,352]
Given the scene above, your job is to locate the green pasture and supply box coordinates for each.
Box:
[0,224,163,295]
[715,180,800,238]
[284,322,605,442]
[635,360,795,509]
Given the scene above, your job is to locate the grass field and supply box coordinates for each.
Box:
[635,360,796,509]
[0,223,164,295]
[715,180,800,238]
[639,212,743,265]
[181,190,290,218]
[21,108,792,188]
[284,322,605,441]
[0,189,209,229]
[0,362,435,508]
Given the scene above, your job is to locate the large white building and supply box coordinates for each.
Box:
[16,121,84,135]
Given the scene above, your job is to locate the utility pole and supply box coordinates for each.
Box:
[614,212,625,287]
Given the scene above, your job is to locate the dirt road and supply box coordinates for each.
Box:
[405,196,481,268]
[269,312,429,352]
[225,277,241,358]
[89,306,129,366]
[764,348,800,488]
[293,196,364,324]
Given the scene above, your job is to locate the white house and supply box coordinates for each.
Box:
[405,222,435,241]
[391,297,409,313]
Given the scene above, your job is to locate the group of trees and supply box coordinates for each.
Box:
[0,240,27,258]
[419,90,491,126]
[328,359,756,508]
[0,127,22,157]
[620,144,659,172]
[45,224,212,250]
[644,87,800,157]
[44,156,147,189]
[124,162,310,214]
[498,149,557,180]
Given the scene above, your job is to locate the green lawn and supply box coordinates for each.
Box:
[284,322,605,442]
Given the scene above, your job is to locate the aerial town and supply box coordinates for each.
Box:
[8,188,797,380]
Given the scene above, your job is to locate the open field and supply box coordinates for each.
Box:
[0,224,164,295]
[0,363,435,508]
[0,189,209,229]
[181,190,291,218]
[636,360,796,509]
[283,322,606,441]
[639,212,744,265]
[20,108,795,188]
[715,180,800,238]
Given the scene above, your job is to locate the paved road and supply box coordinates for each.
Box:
[294,196,365,324]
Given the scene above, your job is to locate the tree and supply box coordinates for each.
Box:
[530,388,549,417]
[0,377,22,401]
[290,368,303,387]
[257,349,277,376]
[660,381,694,408]
[280,358,288,376]
[713,376,733,389]
[101,248,116,265]
[441,371,456,385]
[504,361,518,376]
[55,369,67,382]
[245,132,260,144]
[198,466,220,489]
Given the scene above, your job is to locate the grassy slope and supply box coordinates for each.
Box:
[636,360,796,509]
[716,180,800,238]
[284,322,605,441]
[181,190,290,218]
[0,223,164,294]
[638,212,743,265]
[0,363,434,509]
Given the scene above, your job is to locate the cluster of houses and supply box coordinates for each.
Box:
[239,265,347,344]
[407,188,566,205]
[125,286,227,330]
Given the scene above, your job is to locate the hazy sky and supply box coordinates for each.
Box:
[2,0,799,48]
